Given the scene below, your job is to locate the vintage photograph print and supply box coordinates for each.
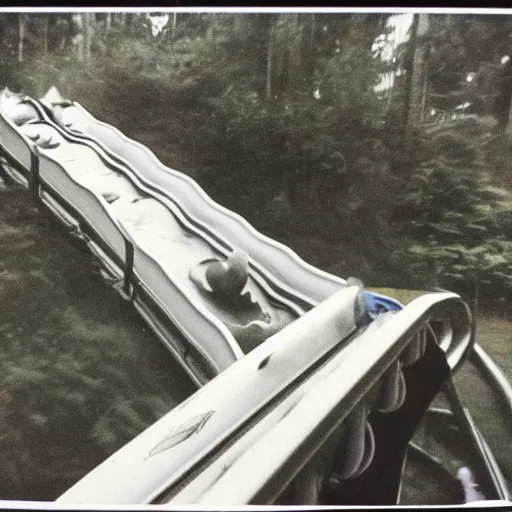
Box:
[0,7,511,509]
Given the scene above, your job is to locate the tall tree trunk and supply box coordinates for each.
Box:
[303,14,316,80]
[403,14,419,131]
[286,13,303,94]
[126,12,134,33]
[492,59,512,133]
[232,13,244,32]
[172,12,177,37]
[0,15,8,47]
[70,14,85,61]
[404,13,430,136]
[253,14,274,98]
[420,55,430,124]
[43,14,49,53]
[506,95,512,135]
[18,14,25,63]
[170,12,177,50]
[265,16,276,101]
[67,15,75,53]
[83,12,93,62]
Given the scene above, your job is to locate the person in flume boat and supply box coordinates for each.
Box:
[204,249,249,304]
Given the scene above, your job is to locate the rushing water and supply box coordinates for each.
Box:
[0,182,195,500]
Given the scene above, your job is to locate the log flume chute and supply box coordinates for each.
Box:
[0,86,510,507]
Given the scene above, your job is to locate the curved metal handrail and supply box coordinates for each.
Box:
[162,293,472,505]
[57,291,472,505]
[57,286,361,505]
[420,405,510,502]
[443,382,510,502]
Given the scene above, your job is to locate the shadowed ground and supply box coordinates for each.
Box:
[0,184,195,500]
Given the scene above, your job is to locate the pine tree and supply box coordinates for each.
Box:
[393,121,512,306]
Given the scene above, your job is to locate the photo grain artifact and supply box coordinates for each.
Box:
[0,8,511,508]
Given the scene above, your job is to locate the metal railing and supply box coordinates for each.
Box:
[56,291,472,505]
[163,293,472,505]
[471,343,512,420]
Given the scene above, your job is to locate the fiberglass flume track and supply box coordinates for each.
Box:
[29,97,321,313]
[1,92,363,387]
[38,101,412,305]
[44,96,400,310]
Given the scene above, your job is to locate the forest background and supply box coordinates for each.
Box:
[2,10,512,501]
[4,11,512,313]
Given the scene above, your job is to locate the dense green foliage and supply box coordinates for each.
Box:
[0,188,194,499]
[392,121,512,307]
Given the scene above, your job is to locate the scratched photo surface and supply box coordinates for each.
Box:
[0,9,511,506]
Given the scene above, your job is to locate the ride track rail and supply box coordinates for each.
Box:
[0,88,510,506]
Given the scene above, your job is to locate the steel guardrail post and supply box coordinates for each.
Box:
[123,237,135,299]
[28,144,40,198]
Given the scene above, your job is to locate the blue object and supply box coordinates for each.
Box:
[354,291,403,329]
[364,292,404,318]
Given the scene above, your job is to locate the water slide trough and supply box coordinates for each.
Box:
[0,86,510,506]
